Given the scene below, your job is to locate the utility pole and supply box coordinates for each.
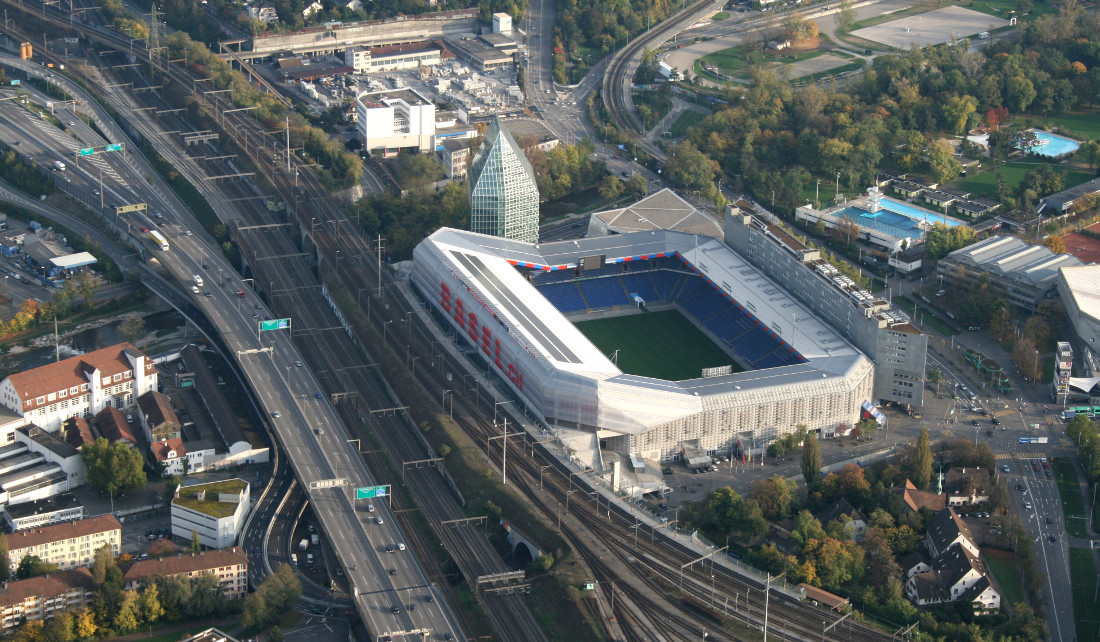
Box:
[373,235,385,296]
[285,114,291,173]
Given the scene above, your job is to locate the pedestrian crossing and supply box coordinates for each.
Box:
[995,452,1048,460]
[960,408,1017,422]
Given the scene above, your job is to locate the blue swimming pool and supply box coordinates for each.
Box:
[834,197,960,240]
[1021,130,1080,158]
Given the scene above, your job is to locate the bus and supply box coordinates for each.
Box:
[150,230,169,250]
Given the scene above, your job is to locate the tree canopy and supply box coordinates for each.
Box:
[82,438,147,496]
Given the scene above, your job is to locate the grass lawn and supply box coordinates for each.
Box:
[1054,457,1088,538]
[950,160,1096,199]
[712,10,729,19]
[668,111,706,138]
[699,45,828,76]
[895,295,960,337]
[965,0,1059,18]
[1070,547,1100,642]
[575,309,742,381]
[1016,111,1100,141]
[981,548,1024,607]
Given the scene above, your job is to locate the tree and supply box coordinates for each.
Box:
[1006,75,1037,113]
[149,538,179,558]
[190,530,202,553]
[1012,337,1042,382]
[74,608,97,639]
[837,0,856,32]
[241,590,270,630]
[117,314,146,345]
[802,537,865,591]
[927,139,963,183]
[74,272,99,311]
[748,475,797,520]
[1024,315,1051,347]
[92,544,115,586]
[114,588,141,633]
[801,433,822,486]
[598,175,624,201]
[625,173,648,199]
[791,510,826,548]
[0,534,7,582]
[927,369,943,396]
[1079,139,1100,170]
[913,427,933,490]
[139,582,165,624]
[41,611,74,642]
[924,222,976,260]
[990,307,1014,346]
[942,95,978,135]
[82,438,147,496]
[16,555,58,579]
[12,621,43,642]
[664,141,719,192]
[1042,235,1066,254]
[186,572,224,617]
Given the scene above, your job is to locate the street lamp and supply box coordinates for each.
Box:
[382,320,392,344]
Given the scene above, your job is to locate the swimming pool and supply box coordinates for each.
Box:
[833,197,961,240]
[1020,130,1080,158]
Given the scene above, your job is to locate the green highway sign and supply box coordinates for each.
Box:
[259,318,290,332]
[355,486,386,499]
[9,80,19,86]
[105,143,122,152]
[79,148,94,156]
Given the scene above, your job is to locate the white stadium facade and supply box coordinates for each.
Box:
[409,207,923,463]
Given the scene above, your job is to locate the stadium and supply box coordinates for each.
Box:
[410,223,876,469]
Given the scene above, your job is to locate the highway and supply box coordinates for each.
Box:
[0,29,467,640]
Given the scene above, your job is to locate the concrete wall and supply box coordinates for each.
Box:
[249,10,478,56]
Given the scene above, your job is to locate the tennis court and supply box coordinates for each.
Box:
[575,309,742,381]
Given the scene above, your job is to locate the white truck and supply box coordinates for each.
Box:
[311,533,319,546]
[53,160,65,171]
[298,538,308,552]
[192,274,203,287]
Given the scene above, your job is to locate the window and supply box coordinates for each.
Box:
[112,374,122,383]
[58,389,66,399]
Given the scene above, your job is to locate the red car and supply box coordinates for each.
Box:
[1042,461,1050,470]
[140,226,149,232]
[236,289,246,298]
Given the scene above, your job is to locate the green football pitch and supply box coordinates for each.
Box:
[574,309,743,381]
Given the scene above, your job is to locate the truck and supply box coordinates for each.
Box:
[311,533,319,546]
[291,554,298,565]
[192,274,203,287]
[150,230,169,251]
[53,160,65,171]
[298,538,308,552]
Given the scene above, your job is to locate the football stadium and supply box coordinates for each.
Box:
[411,216,882,469]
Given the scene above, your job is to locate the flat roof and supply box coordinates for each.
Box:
[3,492,81,520]
[1059,265,1100,322]
[947,235,1082,287]
[173,478,248,519]
[592,188,723,238]
[357,87,431,107]
[50,252,97,269]
[19,426,80,459]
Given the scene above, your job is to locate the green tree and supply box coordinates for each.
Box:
[625,173,648,199]
[927,139,962,183]
[748,475,797,520]
[41,611,74,642]
[74,272,99,311]
[927,369,943,396]
[801,433,822,487]
[941,95,978,135]
[186,573,225,617]
[791,510,826,548]
[802,537,865,591]
[664,141,719,192]
[1079,139,1100,170]
[0,534,8,582]
[990,307,1014,346]
[92,544,115,586]
[139,582,165,624]
[597,174,625,201]
[117,314,146,345]
[912,427,933,490]
[16,555,58,579]
[241,591,270,630]
[82,438,147,496]
[1006,75,1037,113]
[262,564,302,611]
[190,530,202,553]
[837,0,856,32]
[114,588,141,633]
[924,222,977,260]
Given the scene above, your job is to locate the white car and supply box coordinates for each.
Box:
[1024,501,1032,510]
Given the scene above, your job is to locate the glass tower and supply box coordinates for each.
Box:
[467,116,540,243]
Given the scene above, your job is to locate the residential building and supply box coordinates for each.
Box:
[906,542,1000,611]
[356,89,436,156]
[818,498,867,542]
[137,390,181,443]
[945,468,991,507]
[0,568,96,633]
[247,5,278,24]
[726,210,928,407]
[925,508,978,558]
[6,514,121,574]
[0,343,156,433]
[937,235,1083,314]
[182,629,241,642]
[171,479,251,549]
[439,138,469,180]
[123,547,249,600]
[61,416,95,450]
[892,479,947,513]
[344,40,452,74]
[1,493,83,531]
[302,1,323,18]
[467,115,540,244]
[96,406,135,445]
[151,439,187,476]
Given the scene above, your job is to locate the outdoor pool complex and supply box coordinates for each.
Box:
[1021,130,1080,158]
[835,197,960,240]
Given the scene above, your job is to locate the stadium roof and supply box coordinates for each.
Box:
[945,235,1082,287]
[589,189,724,238]
[1059,265,1100,322]
[418,228,870,434]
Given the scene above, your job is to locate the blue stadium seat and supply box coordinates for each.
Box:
[536,282,587,312]
[578,278,633,308]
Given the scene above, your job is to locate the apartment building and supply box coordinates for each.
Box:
[0,344,157,433]
[6,514,121,575]
[123,547,249,600]
[0,568,95,632]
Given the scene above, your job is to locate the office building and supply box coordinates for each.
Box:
[467,116,540,243]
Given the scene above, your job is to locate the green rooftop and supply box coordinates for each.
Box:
[173,478,247,519]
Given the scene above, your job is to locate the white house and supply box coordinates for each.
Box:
[302,1,323,18]
[905,509,1001,613]
[151,438,187,476]
[0,344,156,433]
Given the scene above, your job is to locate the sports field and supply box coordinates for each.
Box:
[574,309,743,381]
